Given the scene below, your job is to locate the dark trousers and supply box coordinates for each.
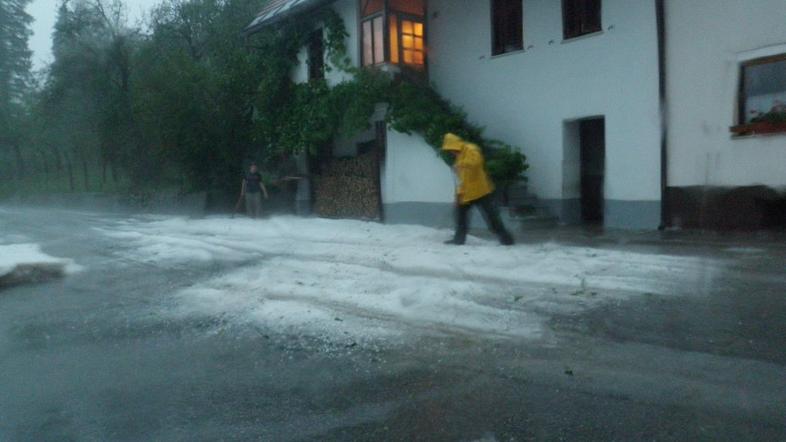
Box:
[453,194,513,244]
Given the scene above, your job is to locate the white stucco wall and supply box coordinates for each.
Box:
[382,128,455,204]
[427,0,662,203]
[285,0,663,227]
[666,0,786,189]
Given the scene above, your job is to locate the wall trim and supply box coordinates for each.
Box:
[736,42,786,63]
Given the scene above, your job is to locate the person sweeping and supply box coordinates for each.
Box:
[442,133,514,246]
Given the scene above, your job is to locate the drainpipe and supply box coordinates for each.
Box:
[656,0,670,230]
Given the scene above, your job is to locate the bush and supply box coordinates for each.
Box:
[486,141,529,189]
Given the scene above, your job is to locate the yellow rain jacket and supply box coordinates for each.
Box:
[442,133,494,205]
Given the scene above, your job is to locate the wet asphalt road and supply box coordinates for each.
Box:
[1,207,785,441]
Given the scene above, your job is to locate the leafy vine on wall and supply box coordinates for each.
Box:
[251,9,528,188]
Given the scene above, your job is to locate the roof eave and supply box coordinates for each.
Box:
[243,0,336,36]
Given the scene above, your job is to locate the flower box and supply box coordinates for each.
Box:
[730,121,786,136]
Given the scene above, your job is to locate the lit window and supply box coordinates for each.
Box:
[362,15,385,66]
[362,20,373,65]
[389,15,400,64]
[360,0,426,70]
[373,16,384,63]
[400,20,425,67]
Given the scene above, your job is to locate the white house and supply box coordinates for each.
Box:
[246,0,786,230]
[664,0,786,229]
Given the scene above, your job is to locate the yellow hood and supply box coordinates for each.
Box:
[442,133,465,152]
[441,133,494,204]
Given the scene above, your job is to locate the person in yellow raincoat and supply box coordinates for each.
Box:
[442,133,514,246]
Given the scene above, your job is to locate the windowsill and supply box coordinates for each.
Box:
[731,131,786,139]
[730,122,786,138]
[490,48,526,60]
[363,62,426,71]
[562,30,604,44]
[362,63,400,73]
[362,63,428,82]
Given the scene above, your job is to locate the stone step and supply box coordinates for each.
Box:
[511,214,559,230]
[500,187,561,230]
[502,209,559,231]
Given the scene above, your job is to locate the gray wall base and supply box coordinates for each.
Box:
[384,199,661,230]
[384,202,454,227]
[542,199,582,225]
[542,198,660,230]
[604,200,661,230]
[666,185,786,230]
[383,202,519,235]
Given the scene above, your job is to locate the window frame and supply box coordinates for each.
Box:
[358,0,428,71]
[731,53,786,135]
[490,0,524,57]
[562,0,602,41]
[395,14,426,69]
[360,10,386,67]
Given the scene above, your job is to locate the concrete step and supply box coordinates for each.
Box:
[502,209,559,231]
[512,215,560,230]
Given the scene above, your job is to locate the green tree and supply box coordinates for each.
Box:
[133,0,269,195]
[15,0,272,200]
[0,0,33,104]
[43,0,143,189]
[0,0,33,181]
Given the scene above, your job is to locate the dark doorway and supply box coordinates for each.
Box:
[307,29,324,81]
[580,118,605,223]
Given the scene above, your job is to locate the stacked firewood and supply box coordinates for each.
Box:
[314,152,381,220]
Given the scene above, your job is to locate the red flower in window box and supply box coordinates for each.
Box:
[730,121,786,135]
[731,102,786,135]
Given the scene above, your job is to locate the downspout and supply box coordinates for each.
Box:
[656,0,670,230]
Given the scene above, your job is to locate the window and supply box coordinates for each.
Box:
[491,0,523,56]
[307,29,325,81]
[362,15,385,66]
[738,54,786,125]
[562,0,601,40]
[400,19,425,66]
[360,0,426,69]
